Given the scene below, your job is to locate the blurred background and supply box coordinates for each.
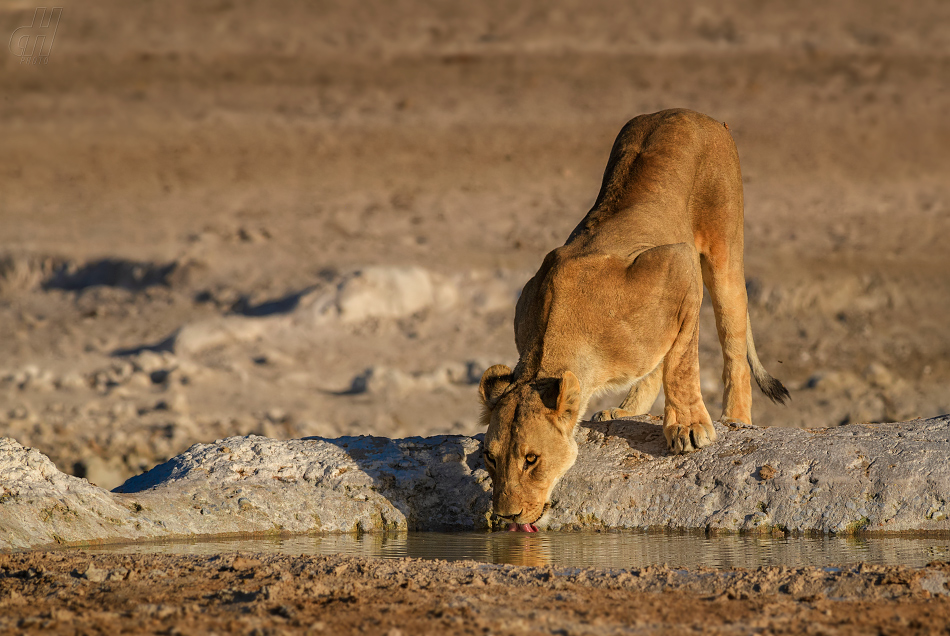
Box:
[2,0,948,489]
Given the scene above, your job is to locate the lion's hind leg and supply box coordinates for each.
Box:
[700,251,753,426]
[619,362,664,414]
[591,364,663,422]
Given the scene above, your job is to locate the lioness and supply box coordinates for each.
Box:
[479,109,788,531]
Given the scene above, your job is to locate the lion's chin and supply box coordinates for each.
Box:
[506,523,539,532]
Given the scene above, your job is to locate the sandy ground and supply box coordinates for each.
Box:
[1,551,949,635]
[2,0,949,490]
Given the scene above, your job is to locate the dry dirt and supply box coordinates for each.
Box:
[1,551,949,635]
[2,0,949,490]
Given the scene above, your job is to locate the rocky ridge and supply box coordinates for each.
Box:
[2,415,949,551]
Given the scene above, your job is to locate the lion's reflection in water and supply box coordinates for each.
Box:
[486,533,552,567]
[74,532,950,570]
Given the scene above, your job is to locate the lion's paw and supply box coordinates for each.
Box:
[664,419,717,455]
[591,408,638,423]
[719,417,752,429]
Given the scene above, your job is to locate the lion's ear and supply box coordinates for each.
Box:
[478,365,513,423]
[554,370,581,423]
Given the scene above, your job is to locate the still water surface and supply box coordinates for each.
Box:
[76,532,950,569]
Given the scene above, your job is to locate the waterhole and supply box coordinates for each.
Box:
[73,532,950,569]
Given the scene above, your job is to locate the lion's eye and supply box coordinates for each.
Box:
[524,454,538,469]
[484,451,495,466]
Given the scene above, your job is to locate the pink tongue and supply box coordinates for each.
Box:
[506,523,539,533]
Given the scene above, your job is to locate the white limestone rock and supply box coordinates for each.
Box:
[306,266,457,324]
[2,415,949,551]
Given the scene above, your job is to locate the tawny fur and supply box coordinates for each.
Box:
[479,109,788,526]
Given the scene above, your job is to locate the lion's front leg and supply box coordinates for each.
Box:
[662,309,716,454]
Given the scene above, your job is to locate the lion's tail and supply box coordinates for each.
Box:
[746,312,790,404]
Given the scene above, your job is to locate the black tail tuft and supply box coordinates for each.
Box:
[746,316,791,406]
[757,373,790,405]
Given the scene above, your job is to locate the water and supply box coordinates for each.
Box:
[73,532,950,569]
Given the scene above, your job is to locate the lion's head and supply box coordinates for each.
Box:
[478,364,581,528]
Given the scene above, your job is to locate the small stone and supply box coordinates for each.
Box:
[231,556,262,571]
[127,372,152,389]
[131,351,167,374]
[83,566,108,582]
[56,372,87,390]
[266,408,287,423]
